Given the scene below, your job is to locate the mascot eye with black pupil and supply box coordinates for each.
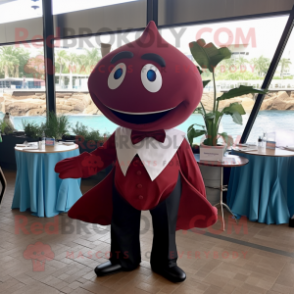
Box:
[114,68,123,80]
[147,69,156,82]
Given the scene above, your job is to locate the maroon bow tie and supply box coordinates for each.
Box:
[131,130,166,145]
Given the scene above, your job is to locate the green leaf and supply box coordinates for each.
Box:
[187,124,206,146]
[203,80,211,88]
[222,103,246,125]
[194,107,205,116]
[197,66,203,75]
[189,39,231,73]
[217,85,268,101]
[200,102,206,116]
[218,132,234,146]
[215,111,223,133]
[222,102,246,115]
[188,123,205,132]
[205,112,215,120]
[232,112,242,125]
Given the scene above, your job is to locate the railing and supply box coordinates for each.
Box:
[205,80,294,92]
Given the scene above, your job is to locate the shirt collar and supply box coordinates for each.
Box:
[115,127,185,181]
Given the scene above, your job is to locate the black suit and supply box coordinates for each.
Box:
[110,174,182,270]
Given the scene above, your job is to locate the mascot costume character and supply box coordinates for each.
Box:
[55,21,218,283]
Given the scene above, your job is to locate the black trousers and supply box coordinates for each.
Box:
[110,174,182,270]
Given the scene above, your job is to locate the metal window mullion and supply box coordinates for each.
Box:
[240,5,294,143]
[147,0,153,24]
[147,0,158,25]
[42,0,56,115]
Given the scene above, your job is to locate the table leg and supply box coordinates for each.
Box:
[220,167,225,230]
[207,167,237,231]
[215,167,237,231]
[0,166,7,209]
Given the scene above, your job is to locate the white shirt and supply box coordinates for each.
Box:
[115,127,185,181]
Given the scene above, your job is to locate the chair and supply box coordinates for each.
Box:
[0,166,7,209]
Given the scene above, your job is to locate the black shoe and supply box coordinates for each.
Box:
[289,218,294,228]
[152,265,186,283]
[94,260,123,277]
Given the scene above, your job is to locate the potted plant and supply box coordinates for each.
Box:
[22,121,43,140]
[42,112,69,141]
[0,118,31,168]
[71,122,109,154]
[70,122,111,176]
[187,39,268,161]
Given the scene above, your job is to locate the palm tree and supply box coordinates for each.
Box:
[24,55,45,80]
[66,52,78,89]
[235,56,248,71]
[79,48,101,74]
[14,48,30,78]
[55,49,68,87]
[279,58,292,77]
[0,46,29,78]
[251,56,270,77]
[217,57,235,75]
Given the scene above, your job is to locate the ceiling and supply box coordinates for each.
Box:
[0,0,17,4]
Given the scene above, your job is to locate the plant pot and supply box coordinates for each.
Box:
[0,134,36,169]
[200,143,227,162]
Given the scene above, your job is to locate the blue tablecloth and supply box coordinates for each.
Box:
[227,150,294,224]
[12,149,82,217]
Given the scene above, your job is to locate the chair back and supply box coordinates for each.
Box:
[0,167,7,209]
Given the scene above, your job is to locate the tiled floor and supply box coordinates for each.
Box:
[1,169,294,294]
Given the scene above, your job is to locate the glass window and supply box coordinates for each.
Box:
[161,15,288,144]
[0,42,46,130]
[53,0,140,15]
[0,0,140,24]
[0,0,42,24]
[53,31,142,138]
[51,16,290,142]
[247,27,294,146]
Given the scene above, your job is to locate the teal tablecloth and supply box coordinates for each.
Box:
[227,150,294,224]
[12,149,82,217]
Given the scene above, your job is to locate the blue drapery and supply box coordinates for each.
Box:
[227,150,294,225]
[12,149,82,217]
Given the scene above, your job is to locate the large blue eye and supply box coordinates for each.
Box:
[141,64,162,92]
[114,68,123,80]
[108,63,126,90]
[147,69,156,82]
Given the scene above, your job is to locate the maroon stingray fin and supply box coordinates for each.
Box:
[68,168,114,225]
[176,171,218,230]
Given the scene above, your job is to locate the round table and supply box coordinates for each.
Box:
[228,148,294,225]
[195,154,249,230]
[12,143,82,217]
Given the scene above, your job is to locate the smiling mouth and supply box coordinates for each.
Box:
[107,107,175,124]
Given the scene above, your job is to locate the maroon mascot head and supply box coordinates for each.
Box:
[88,21,203,131]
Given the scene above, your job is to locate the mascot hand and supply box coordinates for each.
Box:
[55,152,104,179]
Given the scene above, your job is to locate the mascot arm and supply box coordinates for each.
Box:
[177,139,207,198]
[55,133,117,179]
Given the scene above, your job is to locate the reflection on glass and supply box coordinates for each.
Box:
[53,0,139,15]
[247,26,294,145]
[161,16,288,143]
[0,42,46,129]
[53,32,142,122]
[53,32,141,136]
[0,0,42,24]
